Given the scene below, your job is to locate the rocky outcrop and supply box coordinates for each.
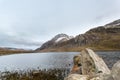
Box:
[65,48,120,80]
[81,48,110,75]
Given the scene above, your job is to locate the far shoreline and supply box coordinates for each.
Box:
[0,48,120,56]
[35,47,120,53]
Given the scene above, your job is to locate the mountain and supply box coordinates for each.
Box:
[35,34,73,51]
[36,19,120,52]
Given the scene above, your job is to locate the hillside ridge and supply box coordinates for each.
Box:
[36,19,120,52]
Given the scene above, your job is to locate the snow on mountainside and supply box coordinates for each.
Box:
[52,33,73,43]
[55,37,68,43]
[53,34,73,43]
[105,19,120,28]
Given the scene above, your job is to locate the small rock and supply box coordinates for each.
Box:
[64,74,89,80]
[111,60,120,80]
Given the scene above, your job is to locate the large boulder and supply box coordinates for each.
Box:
[81,48,110,76]
[65,48,111,80]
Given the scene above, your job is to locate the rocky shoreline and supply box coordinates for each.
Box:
[65,48,120,80]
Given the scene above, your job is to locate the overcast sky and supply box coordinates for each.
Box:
[0,0,120,49]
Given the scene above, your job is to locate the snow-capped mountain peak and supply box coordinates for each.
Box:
[52,33,73,43]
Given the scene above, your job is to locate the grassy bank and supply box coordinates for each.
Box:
[0,68,70,80]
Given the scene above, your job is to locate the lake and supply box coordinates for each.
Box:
[0,52,79,72]
[0,51,120,72]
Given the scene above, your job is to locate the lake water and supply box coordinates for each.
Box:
[0,52,120,72]
[0,52,79,72]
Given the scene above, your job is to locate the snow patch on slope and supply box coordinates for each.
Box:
[105,19,120,28]
[55,37,69,43]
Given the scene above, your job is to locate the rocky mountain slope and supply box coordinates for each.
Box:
[36,19,120,52]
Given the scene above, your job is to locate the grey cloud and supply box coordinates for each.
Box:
[0,0,120,49]
[11,38,42,46]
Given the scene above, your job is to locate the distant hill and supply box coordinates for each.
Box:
[35,19,120,52]
[0,47,32,55]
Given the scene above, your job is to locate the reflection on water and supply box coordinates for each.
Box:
[0,52,79,71]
